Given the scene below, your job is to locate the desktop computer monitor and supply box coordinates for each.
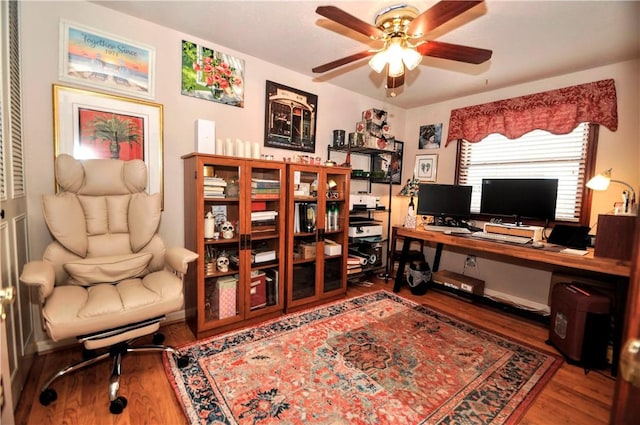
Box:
[416,183,472,221]
[480,178,558,224]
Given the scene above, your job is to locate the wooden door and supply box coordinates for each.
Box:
[610,213,640,423]
[1,0,35,418]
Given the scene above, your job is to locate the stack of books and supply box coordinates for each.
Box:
[251,210,278,233]
[347,256,362,275]
[204,176,227,198]
[252,248,277,264]
[252,178,280,199]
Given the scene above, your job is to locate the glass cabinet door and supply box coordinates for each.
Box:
[246,162,286,316]
[322,168,349,295]
[288,165,321,305]
[202,160,243,324]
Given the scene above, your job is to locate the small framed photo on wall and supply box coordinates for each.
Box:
[415,154,438,182]
[418,123,442,149]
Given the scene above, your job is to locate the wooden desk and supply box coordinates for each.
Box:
[392,226,631,375]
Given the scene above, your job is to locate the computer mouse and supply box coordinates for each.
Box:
[532,241,544,248]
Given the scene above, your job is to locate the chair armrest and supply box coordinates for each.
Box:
[165,247,198,274]
[20,261,55,301]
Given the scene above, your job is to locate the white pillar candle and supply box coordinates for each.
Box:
[235,139,244,157]
[245,140,253,158]
[216,138,224,155]
[204,212,215,239]
[225,138,233,156]
[252,142,261,159]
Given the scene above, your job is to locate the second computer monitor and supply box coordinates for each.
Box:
[416,183,472,220]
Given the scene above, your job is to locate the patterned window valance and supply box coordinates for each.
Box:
[445,79,618,146]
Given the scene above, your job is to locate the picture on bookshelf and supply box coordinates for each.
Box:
[371,140,404,185]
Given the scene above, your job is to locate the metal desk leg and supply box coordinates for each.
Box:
[433,243,443,272]
[393,236,413,292]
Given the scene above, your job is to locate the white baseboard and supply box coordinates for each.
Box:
[483,288,551,315]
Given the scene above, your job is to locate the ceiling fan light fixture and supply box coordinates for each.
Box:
[402,45,422,71]
[368,50,387,73]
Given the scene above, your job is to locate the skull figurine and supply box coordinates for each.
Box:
[220,221,235,239]
[216,254,230,273]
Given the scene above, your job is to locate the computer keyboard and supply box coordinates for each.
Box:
[422,225,471,234]
[470,231,532,244]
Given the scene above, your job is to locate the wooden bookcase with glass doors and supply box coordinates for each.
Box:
[182,153,287,338]
[285,163,350,312]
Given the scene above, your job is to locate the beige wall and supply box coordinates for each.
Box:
[19,1,639,340]
[399,59,640,307]
[20,0,406,261]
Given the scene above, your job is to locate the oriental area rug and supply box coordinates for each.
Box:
[164,291,562,424]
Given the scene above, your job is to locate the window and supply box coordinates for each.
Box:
[456,122,597,223]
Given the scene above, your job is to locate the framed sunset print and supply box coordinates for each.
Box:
[53,84,164,205]
[59,21,156,99]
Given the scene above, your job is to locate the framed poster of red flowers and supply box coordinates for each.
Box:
[53,84,164,207]
[181,40,245,108]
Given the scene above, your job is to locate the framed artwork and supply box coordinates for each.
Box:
[419,123,442,149]
[53,84,164,206]
[264,81,317,153]
[181,40,245,108]
[372,141,404,185]
[415,153,438,182]
[59,20,156,100]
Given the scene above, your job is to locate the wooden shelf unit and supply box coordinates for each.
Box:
[182,153,286,338]
[285,163,351,312]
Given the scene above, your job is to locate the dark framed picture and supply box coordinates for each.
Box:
[419,123,442,149]
[264,81,317,153]
[371,141,403,185]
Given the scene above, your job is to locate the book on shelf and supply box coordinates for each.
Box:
[251,249,276,263]
[251,178,280,189]
[204,177,227,186]
[347,256,362,265]
[347,266,363,275]
[251,211,278,221]
[252,193,280,200]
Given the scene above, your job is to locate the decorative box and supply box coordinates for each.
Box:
[324,241,342,256]
[362,108,388,125]
[216,276,237,319]
[298,243,316,259]
[250,271,267,309]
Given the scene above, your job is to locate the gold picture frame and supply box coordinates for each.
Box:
[53,84,164,207]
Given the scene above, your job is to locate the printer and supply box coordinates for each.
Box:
[349,194,377,211]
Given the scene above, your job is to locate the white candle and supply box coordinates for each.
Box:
[204,212,215,239]
[216,138,224,155]
[235,139,244,157]
[225,138,233,156]
[245,140,252,158]
[252,142,261,159]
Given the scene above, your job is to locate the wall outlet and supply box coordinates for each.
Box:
[465,255,477,268]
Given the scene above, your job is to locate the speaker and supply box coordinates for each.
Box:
[195,119,216,154]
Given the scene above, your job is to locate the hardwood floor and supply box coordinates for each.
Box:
[15,279,614,424]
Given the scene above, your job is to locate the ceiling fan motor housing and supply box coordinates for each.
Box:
[374,4,419,38]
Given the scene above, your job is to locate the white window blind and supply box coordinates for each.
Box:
[8,0,25,197]
[458,123,589,221]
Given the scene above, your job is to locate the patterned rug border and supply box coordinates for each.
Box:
[164,290,563,424]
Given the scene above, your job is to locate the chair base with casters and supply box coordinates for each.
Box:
[37,316,191,414]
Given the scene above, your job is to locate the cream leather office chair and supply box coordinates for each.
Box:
[20,154,198,414]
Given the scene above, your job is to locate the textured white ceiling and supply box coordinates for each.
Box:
[92,0,640,109]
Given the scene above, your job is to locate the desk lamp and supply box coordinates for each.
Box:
[399,178,420,228]
[586,168,637,215]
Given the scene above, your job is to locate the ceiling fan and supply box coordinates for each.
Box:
[312,1,492,94]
